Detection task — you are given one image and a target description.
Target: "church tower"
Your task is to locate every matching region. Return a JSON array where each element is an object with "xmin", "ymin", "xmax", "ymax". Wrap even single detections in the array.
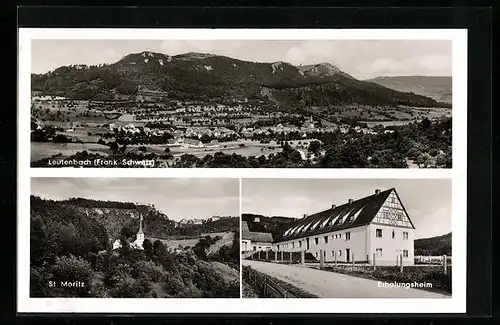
[{"xmin": 135, "ymin": 213, "xmax": 145, "ymax": 249}]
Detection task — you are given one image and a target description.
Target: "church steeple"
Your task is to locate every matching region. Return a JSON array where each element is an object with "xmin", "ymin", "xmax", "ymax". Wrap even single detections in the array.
[{"xmin": 137, "ymin": 213, "xmax": 144, "ymax": 235}]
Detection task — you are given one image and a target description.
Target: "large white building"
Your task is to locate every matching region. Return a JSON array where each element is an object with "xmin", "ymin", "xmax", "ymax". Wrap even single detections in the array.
[
  {"xmin": 241, "ymin": 221, "xmax": 273, "ymax": 252},
  {"xmin": 272, "ymin": 188, "xmax": 416, "ymax": 266}
]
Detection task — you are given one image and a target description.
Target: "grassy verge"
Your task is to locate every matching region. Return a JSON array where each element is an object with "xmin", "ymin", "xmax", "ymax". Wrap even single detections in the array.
[
  {"xmin": 243, "ymin": 266, "xmax": 317, "ymax": 298},
  {"xmin": 242, "ymin": 280, "xmax": 259, "ymax": 298},
  {"xmin": 321, "ymin": 265, "xmax": 452, "ymax": 295},
  {"xmin": 265, "ymin": 274, "xmax": 318, "ymax": 298}
]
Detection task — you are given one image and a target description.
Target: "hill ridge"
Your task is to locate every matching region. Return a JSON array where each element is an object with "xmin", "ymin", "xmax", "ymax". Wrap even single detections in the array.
[{"xmin": 31, "ymin": 50, "xmax": 450, "ymax": 109}]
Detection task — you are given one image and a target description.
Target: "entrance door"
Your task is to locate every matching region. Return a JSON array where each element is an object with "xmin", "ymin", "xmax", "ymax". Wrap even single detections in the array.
[
  {"xmin": 346, "ymin": 249, "xmax": 351, "ymax": 262},
  {"xmin": 306, "ymin": 238, "xmax": 310, "ymax": 250}
]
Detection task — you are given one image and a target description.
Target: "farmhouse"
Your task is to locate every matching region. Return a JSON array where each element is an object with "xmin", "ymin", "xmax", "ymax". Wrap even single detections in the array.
[
  {"xmin": 272, "ymin": 188, "xmax": 416, "ymax": 266},
  {"xmin": 178, "ymin": 218, "xmax": 204, "ymax": 225},
  {"xmin": 118, "ymin": 114, "xmax": 136, "ymax": 122},
  {"xmin": 113, "ymin": 214, "xmax": 145, "ymax": 250},
  {"xmin": 206, "ymin": 140, "xmax": 220, "ymax": 148},
  {"xmin": 241, "ymin": 221, "xmax": 273, "ymax": 252},
  {"xmin": 181, "ymin": 138, "xmax": 204, "ymax": 148}
]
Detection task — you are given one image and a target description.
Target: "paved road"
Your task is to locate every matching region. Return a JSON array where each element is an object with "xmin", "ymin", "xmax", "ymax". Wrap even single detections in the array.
[{"xmin": 243, "ymin": 260, "xmax": 450, "ymax": 298}]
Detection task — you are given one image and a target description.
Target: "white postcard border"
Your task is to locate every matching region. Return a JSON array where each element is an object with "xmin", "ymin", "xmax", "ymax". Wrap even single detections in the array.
[{"xmin": 18, "ymin": 28, "xmax": 467, "ymax": 314}]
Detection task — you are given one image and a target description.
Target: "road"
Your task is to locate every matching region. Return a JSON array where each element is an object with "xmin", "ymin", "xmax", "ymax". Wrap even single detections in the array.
[{"xmin": 242, "ymin": 260, "xmax": 450, "ymax": 298}]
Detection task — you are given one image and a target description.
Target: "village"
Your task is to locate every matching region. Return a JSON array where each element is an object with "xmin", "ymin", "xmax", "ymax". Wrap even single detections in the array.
[{"xmin": 31, "ymin": 91, "xmax": 451, "ymax": 168}]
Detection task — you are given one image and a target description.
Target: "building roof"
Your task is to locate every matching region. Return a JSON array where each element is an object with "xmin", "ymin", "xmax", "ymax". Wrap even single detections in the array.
[
  {"xmin": 183, "ymin": 138, "xmax": 203, "ymax": 145},
  {"xmin": 242, "ymin": 221, "xmax": 274, "ymax": 243},
  {"xmin": 274, "ymin": 188, "xmax": 413, "ymax": 243}
]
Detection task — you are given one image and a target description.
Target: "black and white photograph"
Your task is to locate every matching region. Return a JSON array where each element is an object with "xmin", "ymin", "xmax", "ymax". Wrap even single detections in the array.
[
  {"xmin": 241, "ymin": 178, "xmax": 452, "ymax": 298},
  {"xmin": 30, "ymin": 39, "xmax": 452, "ymax": 168},
  {"xmin": 30, "ymin": 178, "xmax": 240, "ymax": 298}
]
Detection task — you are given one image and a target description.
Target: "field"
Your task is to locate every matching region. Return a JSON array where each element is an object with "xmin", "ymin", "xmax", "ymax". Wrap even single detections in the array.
[
  {"xmin": 210, "ymin": 261, "xmax": 239, "ymax": 282},
  {"xmin": 31, "ymin": 142, "xmax": 111, "ymax": 162},
  {"xmin": 31, "ymin": 96, "xmax": 452, "ymax": 168},
  {"xmin": 168, "ymin": 140, "xmax": 283, "ymax": 158},
  {"xmin": 168, "ymin": 139, "xmax": 315, "ymax": 159},
  {"xmin": 150, "ymin": 231, "xmax": 234, "ymax": 250}
]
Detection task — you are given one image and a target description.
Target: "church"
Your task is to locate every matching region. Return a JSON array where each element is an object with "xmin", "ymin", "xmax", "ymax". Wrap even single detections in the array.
[
  {"xmin": 113, "ymin": 214, "xmax": 145, "ymax": 250},
  {"xmin": 272, "ymin": 188, "xmax": 416, "ymax": 266}
]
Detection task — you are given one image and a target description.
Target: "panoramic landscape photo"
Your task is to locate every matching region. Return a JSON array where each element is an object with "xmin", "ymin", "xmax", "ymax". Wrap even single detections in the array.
[
  {"xmin": 30, "ymin": 39, "xmax": 452, "ymax": 168},
  {"xmin": 241, "ymin": 178, "xmax": 452, "ymax": 298},
  {"xmin": 30, "ymin": 178, "xmax": 241, "ymax": 298}
]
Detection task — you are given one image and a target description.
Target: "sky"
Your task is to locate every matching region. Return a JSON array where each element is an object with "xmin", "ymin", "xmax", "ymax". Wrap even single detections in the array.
[
  {"xmin": 31, "ymin": 178, "xmax": 239, "ymax": 221},
  {"xmin": 31, "ymin": 39, "xmax": 452, "ymax": 79},
  {"xmin": 242, "ymin": 179, "xmax": 451, "ymax": 239}
]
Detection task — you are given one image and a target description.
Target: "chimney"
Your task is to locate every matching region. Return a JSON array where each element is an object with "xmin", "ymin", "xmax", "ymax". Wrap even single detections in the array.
[
  {"xmin": 303, "ymin": 213, "xmax": 308, "ymax": 218},
  {"xmin": 331, "ymin": 204, "xmax": 336, "ymax": 210},
  {"xmin": 375, "ymin": 189, "xmax": 381, "ymax": 195},
  {"xmin": 348, "ymin": 199, "xmax": 354, "ymax": 204}
]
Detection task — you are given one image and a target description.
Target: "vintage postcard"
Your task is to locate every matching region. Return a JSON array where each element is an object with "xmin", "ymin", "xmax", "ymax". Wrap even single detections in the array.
[
  {"xmin": 18, "ymin": 28, "xmax": 467, "ymax": 314},
  {"xmin": 26, "ymin": 37, "xmax": 453, "ymax": 168},
  {"xmin": 241, "ymin": 178, "xmax": 451, "ymax": 299}
]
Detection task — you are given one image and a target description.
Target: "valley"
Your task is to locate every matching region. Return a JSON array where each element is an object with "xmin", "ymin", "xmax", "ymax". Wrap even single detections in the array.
[{"xmin": 30, "ymin": 51, "xmax": 452, "ymax": 168}]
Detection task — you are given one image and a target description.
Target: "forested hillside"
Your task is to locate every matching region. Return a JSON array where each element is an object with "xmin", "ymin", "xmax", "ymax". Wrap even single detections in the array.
[
  {"xmin": 31, "ymin": 51, "xmax": 449, "ymax": 109},
  {"xmin": 414, "ymin": 232, "xmax": 452, "ymax": 256},
  {"xmin": 242, "ymin": 213, "xmax": 296, "ymax": 239},
  {"xmin": 30, "ymin": 196, "xmax": 240, "ymax": 298}
]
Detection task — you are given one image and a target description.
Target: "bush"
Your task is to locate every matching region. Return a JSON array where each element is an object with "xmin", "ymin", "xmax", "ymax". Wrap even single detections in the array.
[{"xmin": 50, "ymin": 255, "xmax": 93, "ymax": 297}]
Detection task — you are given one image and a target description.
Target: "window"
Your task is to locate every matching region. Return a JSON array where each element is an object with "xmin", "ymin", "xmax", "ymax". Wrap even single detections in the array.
[
  {"xmin": 277, "ymin": 245, "xmax": 280, "ymax": 251},
  {"xmin": 258, "ymin": 246, "xmax": 261, "ymax": 249},
  {"xmin": 291, "ymin": 242, "xmax": 294, "ymax": 248},
  {"xmin": 266, "ymin": 247, "xmax": 271, "ymax": 251},
  {"xmin": 315, "ymin": 252, "xmax": 318, "ymax": 258},
  {"xmin": 403, "ymin": 232, "xmax": 409, "ymax": 240},
  {"xmin": 331, "ymin": 251, "xmax": 335, "ymax": 257},
  {"xmin": 345, "ymin": 232, "xmax": 351, "ymax": 241},
  {"xmin": 376, "ymin": 229, "xmax": 383, "ymax": 238},
  {"xmin": 331, "ymin": 235, "xmax": 335, "ymax": 239},
  {"xmin": 376, "ymin": 248, "xmax": 383, "ymax": 256},
  {"xmin": 324, "ymin": 236, "xmax": 328, "ymax": 244},
  {"xmin": 299, "ymin": 241, "xmax": 302, "ymax": 248},
  {"xmin": 314, "ymin": 238, "xmax": 319, "ymax": 245},
  {"xmin": 392, "ymin": 230, "xmax": 395, "ymax": 239},
  {"xmin": 339, "ymin": 234, "xmax": 342, "ymax": 239},
  {"xmin": 403, "ymin": 249, "xmax": 409, "ymax": 258},
  {"xmin": 338, "ymin": 250, "xmax": 342, "ymax": 256},
  {"xmin": 253, "ymin": 246, "xmax": 256, "ymax": 251}
]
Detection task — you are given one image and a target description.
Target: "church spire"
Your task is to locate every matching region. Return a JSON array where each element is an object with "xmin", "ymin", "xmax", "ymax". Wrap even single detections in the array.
[{"xmin": 137, "ymin": 213, "xmax": 144, "ymax": 234}]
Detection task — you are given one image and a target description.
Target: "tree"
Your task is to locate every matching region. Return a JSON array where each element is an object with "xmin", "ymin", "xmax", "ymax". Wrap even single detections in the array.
[
  {"xmin": 143, "ymin": 239, "xmax": 153, "ymax": 258},
  {"xmin": 50, "ymin": 255, "xmax": 93, "ymax": 297},
  {"xmin": 307, "ymin": 140, "xmax": 322, "ymax": 156},
  {"xmin": 109, "ymin": 141, "xmax": 119, "ymax": 152},
  {"xmin": 120, "ymin": 225, "xmax": 136, "ymax": 239},
  {"xmin": 420, "ymin": 117, "xmax": 431, "ymax": 129},
  {"xmin": 153, "ymin": 240, "xmax": 166, "ymax": 257}
]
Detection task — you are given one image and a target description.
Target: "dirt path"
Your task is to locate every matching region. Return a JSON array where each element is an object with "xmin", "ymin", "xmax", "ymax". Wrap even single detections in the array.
[
  {"xmin": 207, "ymin": 232, "xmax": 234, "ymax": 255},
  {"xmin": 243, "ymin": 260, "xmax": 450, "ymax": 298}
]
